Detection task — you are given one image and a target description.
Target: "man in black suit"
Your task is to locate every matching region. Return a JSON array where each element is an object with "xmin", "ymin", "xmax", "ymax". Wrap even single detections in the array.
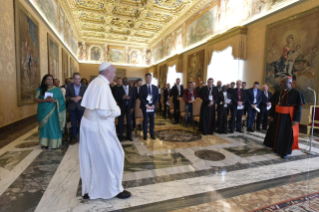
[
  {"xmin": 140, "ymin": 73, "xmax": 159, "ymax": 140},
  {"xmin": 242, "ymin": 81, "xmax": 248, "ymax": 115},
  {"xmin": 217, "ymin": 85, "xmax": 231, "ymax": 134},
  {"xmin": 195, "ymin": 82, "xmax": 205, "ymax": 97},
  {"xmin": 66, "ymin": 72, "xmax": 88, "ymax": 144},
  {"xmin": 256, "ymin": 84, "xmax": 272, "ymax": 131},
  {"xmin": 112, "ymin": 77, "xmax": 122, "ymax": 98},
  {"xmin": 115, "ymin": 77, "xmax": 136, "ymax": 141},
  {"xmin": 133, "ymin": 79, "xmax": 142, "ymax": 130},
  {"xmin": 229, "ymin": 80, "xmax": 246, "ymax": 133},
  {"xmin": 246, "ymin": 82, "xmax": 262, "ymax": 132},
  {"xmin": 215, "ymin": 80, "xmax": 222, "ymax": 92},
  {"xmin": 163, "ymin": 83, "xmax": 171, "ymax": 119},
  {"xmin": 171, "ymin": 78, "xmax": 184, "ymax": 124}
]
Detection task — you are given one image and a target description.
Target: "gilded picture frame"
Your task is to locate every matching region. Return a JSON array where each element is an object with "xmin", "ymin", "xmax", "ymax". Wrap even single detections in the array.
[
  {"xmin": 14, "ymin": 0, "xmax": 40, "ymax": 106},
  {"xmin": 47, "ymin": 33, "xmax": 59, "ymax": 78},
  {"xmin": 62, "ymin": 48, "xmax": 68, "ymax": 82}
]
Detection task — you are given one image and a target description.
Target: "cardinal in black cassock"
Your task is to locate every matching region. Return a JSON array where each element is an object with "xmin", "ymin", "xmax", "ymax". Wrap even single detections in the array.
[
  {"xmin": 263, "ymin": 77, "xmax": 305, "ymax": 158},
  {"xmin": 199, "ymin": 78, "xmax": 219, "ymax": 135}
]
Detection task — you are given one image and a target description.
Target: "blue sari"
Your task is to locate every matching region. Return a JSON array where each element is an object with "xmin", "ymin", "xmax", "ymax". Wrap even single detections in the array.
[{"xmin": 34, "ymin": 86, "xmax": 66, "ymax": 148}]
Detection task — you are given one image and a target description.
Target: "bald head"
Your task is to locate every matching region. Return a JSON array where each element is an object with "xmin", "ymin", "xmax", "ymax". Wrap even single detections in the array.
[{"xmin": 262, "ymin": 84, "xmax": 268, "ymax": 92}]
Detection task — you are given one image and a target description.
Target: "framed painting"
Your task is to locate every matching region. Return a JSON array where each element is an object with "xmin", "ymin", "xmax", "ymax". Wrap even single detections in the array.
[
  {"xmin": 264, "ymin": 7, "xmax": 319, "ymax": 105},
  {"xmin": 109, "ymin": 46, "xmax": 126, "ymax": 63},
  {"xmin": 47, "ymin": 33, "xmax": 59, "ymax": 78},
  {"xmin": 186, "ymin": 2, "xmax": 218, "ymax": 47},
  {"xmin": 62, "ymin": 48, "xmax": 68, "ymax": 82},
  {"xmin": 187, "ymin": 50, "xmax": 204, "ymax": 87},
  {"xmin": 14, "ymin": 1, "xmax": 40, "ymax": 106},
  {"xmin": 159, "ymin": 64, "xmax": 167, "ymax": 87},
  {"xmin": 153, "ymin": 42, "xmax": 163, "ymax": 63},
  {"xmin": 70, "ymin": 57, "xmax": 75, "ymax": 77},
  {"xmin": 90, "ymin": 47, "xmax": 101, "ymax": 61},
  {"xmin": 116, "ymin": 68, "xmax": 126, "ymax": 79}
]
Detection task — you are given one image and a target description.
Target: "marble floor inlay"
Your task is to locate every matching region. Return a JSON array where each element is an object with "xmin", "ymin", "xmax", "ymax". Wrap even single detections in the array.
[
  {"xmin": 0, "ymin": 150, "xmax": 33, "ymax": 171},
  {"xmin": 155, "ymin": 129, "xmax": 202, "ymax": 142},
  {"xmin": 194, "ymin": 150, "xmax": 226, "ymax": 161}
]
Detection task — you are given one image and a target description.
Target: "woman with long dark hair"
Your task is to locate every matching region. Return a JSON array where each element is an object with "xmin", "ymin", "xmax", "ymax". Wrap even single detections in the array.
[{"xmin": 34, "ymin": 74, "xmax": 66, "ymax": 149}]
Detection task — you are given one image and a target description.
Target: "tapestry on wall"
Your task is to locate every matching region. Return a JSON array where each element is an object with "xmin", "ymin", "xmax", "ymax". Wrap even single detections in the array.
[
  {"xmin": 187, "ymin": 50, "xmax": 205, "ymax": 87},
  {"xmin": 264, "ymin": 8, "xmax": 319, "ymax": 104},
  {"xmin": 15, "ymin": 1, "xmax": 40, "ymax": 106},
  {"xmin": 47, "ymin": 33, "xmax": 59, "ymax": 78},
  {"xmin": 116, "ymin": 68, "xmax": 126, "ymax": 80},
  {"xmin": 159, "ymin": 65, "xmax": 167, "ymax": 87},
  {"xmin": 70, "ymin": 57, "xmax": 75, "ymax": 77},
  {"xmin": 62, "ymin": 48, "xmax": 68, "ymax": 82}
]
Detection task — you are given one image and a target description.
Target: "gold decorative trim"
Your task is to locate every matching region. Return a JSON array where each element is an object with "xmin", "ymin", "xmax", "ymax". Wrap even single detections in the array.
[
  {"xmin": 206, "ymin": 26, "xmax": 248, "ymax": 46},
  {"xmin": 110, "ymin": 27, "xmax": 131, "ymax": 35},
  {"xmin": 166, "ymin": 54, "xmax": 182, "ymax": 63},
  {"xmin": 76, "ymin": 0, "xmax": 106, "ymax": 12}
]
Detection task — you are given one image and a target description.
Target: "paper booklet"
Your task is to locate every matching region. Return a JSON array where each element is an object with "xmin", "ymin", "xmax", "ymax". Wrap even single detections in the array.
[
  {"xmin": 44, "ymin": 92, "xmax": 53, "ymax": 99},
  {"xmin": 267, "ymin": 103, "xmax": 272, "ymax": 110},
  {"xmin": 237, "ymin": 105, "xmax": 244, "ymax": 110}
]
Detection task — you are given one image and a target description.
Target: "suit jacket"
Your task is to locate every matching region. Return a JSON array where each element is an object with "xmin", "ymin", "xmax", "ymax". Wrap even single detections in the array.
[
  {"xmin": 230, "ymin": 88, "xmax": 247, "ymax": 109},
  {"xmin": 215, "ymin": 86, "xmax": 222, "ymax": 93},
  {"xmin": 218, "ymin": 91, "xmax": 232, "ymax": 110},
  {"xmin": 65, "ymin": 83, "xmax": 88, "ymax": 110},
  {"xmin": 200, "ymin": 86, "xmax": 219, "ymax": 105},
  {"xmin": 183, "ymin": 89, "xmax": 198, "ymax": 104},
  {"xmin": 171, "ymin": 85, "xmax": 184, "ymax": 103},
  {"xmin": 163, "ymin": 88, "xmax": 171, "ymax": 104},
  {"xmin": 115, "ymin": 85, "xmax": 136, "ymax": 111},
  {"xmin": 260, "ymin": 91, "xmax": 273, "ymax": 110},
  {"xmin": 246, "ymin": 88, "xmax": 262, "ymax": 107},
  {"xmin": 135, "ymin": 86, "xmax": 141, "ymax": 99},
  {"xmin": 139, "ymin": 84, "xmax": 159, "ymax": 111}
]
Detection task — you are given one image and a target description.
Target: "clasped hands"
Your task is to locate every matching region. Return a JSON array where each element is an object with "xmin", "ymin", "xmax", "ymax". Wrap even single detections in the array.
[
  {"xmin": 251, "ymin": 104, "xmax": 257, "ymax": 109},
  {"xmin": 123, "ymin": 95, "xmax": 131, "ymax": 100},
  {"xmin": 208, "ymin": 101, "xmax": 214, "ymax": 107},
  {"xmin": 71, "ymin": 96, "xmax": 82, "ymax": 103},
  {"xmin": 237, "ymin": 101, "xmax": 243, "ymax": 106},
  {"xmin": 45, "ymin": 96, "xmax": 57, "ymax": 103},
  {"xmin": 146, "ymin": 105, "xmax": 155, "ymax": 110}
]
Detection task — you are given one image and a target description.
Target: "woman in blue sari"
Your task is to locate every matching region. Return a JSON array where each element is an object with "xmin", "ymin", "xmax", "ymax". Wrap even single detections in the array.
[{"xmin": 34, "ymin": 74, "xmax": 66, "ymax": 149}]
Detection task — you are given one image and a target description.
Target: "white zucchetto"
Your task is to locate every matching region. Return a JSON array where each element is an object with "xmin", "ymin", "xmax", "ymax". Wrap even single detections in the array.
[{"xmin": 99, "ymin": 62, "xmax": 112, "ymax": 72}]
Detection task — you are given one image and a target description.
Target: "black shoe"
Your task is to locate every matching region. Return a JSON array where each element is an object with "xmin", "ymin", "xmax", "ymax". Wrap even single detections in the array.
[
  {"xmin": 126, "ymin": 137, "xmax": 133, "ymax": 141},
  {"xmin": 151, "ymin": 135, "xmax": 156, "ymax": 139},
  {"xmin": 236, "ymin": 130, "xmax": 244, "ymax": 133},
  {"xmin": 83, "ymin": 193, "xmax": 90, "ymax": 199},
  {"xmin": 118, "ymin": 137, "xmax": 124, "ymax": 142},
  {"xmin": 281, "ymin": 155, "xmax": 289, "ymax": 159},
  {"xmin": 256, "ymin": 128, "xmax": 261, "ymax": 131},
  {"xmin": 222, "ymin": 131, "xmax": 228, "ymax": 134},
  {"xmin": 218, "ymin": 131, "xmax": 222, "ymax": 134},
  {"xmin": 248, "ymin": 128, "xmax": 255, "ymax": 132},
  {"xmin": 211, "ymin": 133, "xmax": 214, "ymax": 135},
  {"xmin": 143, "ymin": 136, "xmax": 147, "ymax": 140},
  {"xmin": 229, "ymin": 130, "xmax": 234, "ymax": 133},
  {"xmin": 116, "ymin": 190, "xmax": 131, "ymax": 199}
]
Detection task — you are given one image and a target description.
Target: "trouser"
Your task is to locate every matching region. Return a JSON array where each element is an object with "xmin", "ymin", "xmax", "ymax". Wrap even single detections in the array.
[
  {"xmin": 69, "ymin": 107, "xmax": 84, "ymax": 140},
  {"xmin": 230, "ymin": 108, "xmax": 243, "ymax": 131},
  {"xmin": 174, "ymin": 101, "xmax": 180, "ymax": 123},
  {"xmin": 247, "ymin": 107, "xmax": 257, "ymax": 129},
  {"xmin": 184, "ymin": 104, "xmax": 193, "ymax": 127},
  {"xmin": 163, "ymin": 104, "xmax": 168, "ymax": 118},
  {"xmin": 218, "ymin": 107, "xmax": 228, "ymax": 132},
  {"xmin": 118, "ymin": 106, "xmax": 133, "ymax": 139},
  {"xmin": 143, "ymin": 111, "xmax": 155, "ymax": 136},
  {"xmin": 132, "ymin": 109, "xmax": 136, "ymax": 129},
  {"xmin": 256, "ymin": 108, "xmax": 269, "ymax": 130}
]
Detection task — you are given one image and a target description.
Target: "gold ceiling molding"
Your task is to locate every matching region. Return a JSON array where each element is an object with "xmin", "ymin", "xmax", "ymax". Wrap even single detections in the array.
[
  {"xmin": 76, "ymin": 0, "xmax": 106, "ymax": 12},
  {"xmin": 108, "ymin": 35, "xmax": 129, "ymax": 41},
  {"xmin": 139, "ymin": 22, "xmax": 162, "ymax": 31},
  {"xmin": 82, "ymin": 23, "xmax": 105, "ymax": 32},
  {"xmin": 115, "ymin": 0, "xmax": 149, "ymax": 7},
  {"xmin": 206, "ymin": 26, "xmax": 248, "ymax": 46},
  {"xmin": 59, "ymin": 0, "xmax": 81, "ymax": 40},
  {"xmin": 82, "ymin": 31, "xmax": 106, "ymax": 38},
  {"xmin": 113, "ymin": 6, "xmax": 142, "ymax": 19},
  {"xmin": 144, "ymin": 12, "xmax": 172, "ymax": 23},
  {"xmin": 79, "ymin": 11, "xmax": 106, "ymax": 24},
  {"xmin": 153, "ymin": 0, "xmax": 185, "ymax": 12},
  {"xmin": 166, "ymin": 53, "xmax": 183, "ymax": 63},
  {"xmin": 110, "ymin": 18, "xmax": 135, "ymax": 28},
  {"xmin": 130, "ymin": 37, "xmax": 149, "ymax": 43},
  {"xmin": 110, "ymin": 27, "xmax": 131, "ymax": 35},
  {"xmin": 134, "ymin": 31, "xmax": 155, "ymax": 38}
]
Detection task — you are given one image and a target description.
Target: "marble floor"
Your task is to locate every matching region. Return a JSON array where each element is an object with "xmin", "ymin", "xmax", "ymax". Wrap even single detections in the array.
[{"xmin": 1, "ymin": 117, "xmax": 319, "ymax": 212}]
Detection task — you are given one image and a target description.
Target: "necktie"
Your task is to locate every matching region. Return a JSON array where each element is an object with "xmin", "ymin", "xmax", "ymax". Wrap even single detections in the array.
[
  {"xmin": 168, "ymin": 89, "xmax": 170, "ymax": 95},
  {"xmin": 125, "ymin": 86, "xmax": 128, "ymax": 105},
  {"xmin": 137, "ymin": 87, "xmax": 139, "ymax": 94},
  {"xmin": 148, "ymin": 85, "xmax": 151, "ymax": 94},
  {"xmin": 265, "ymin": 92, "xmax": 268, "ymax": 98}
]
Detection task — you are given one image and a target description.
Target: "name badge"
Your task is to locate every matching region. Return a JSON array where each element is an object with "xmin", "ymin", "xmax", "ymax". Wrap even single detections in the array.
[
  {"xmin": 209, "ymin": 95, "xmax": 213, "ymax": 101},
  {"xmin": 147, "ymin": 94, "xmax": 153, "ymax": 104}
]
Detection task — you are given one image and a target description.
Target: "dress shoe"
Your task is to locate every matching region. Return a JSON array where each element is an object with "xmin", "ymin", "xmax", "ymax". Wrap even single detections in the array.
[
  {"xmin": 281, "ymin": 155, "xmax": 289, "ymax": 159},
  {"xmin": 236, "ymin": 130, "xmax": 244, "ymax": 133},
  {"xmin": 151, "ymin": 135, "xmax": 156, "ymax": 139},
  {"xmin": 71, "ymin": 138, "xmax": 77, "ymax": 145},
  {"xmin": 229, "ymin": 130, "xmax": 234, "ymax": 133},
  {"xmin": 218, "ymin": 131, "xmax": 222, "ymax": 134},
  {"xmin": 222, "ymin": 131, "xmax": 228, "ymax": 134},
  {"xmin": 126, "ymin": 137, "xmax": 133, "ymax": 141},
  {"xmin": 116, "ymin": 190, "xmax": 131, "ymax": 199},
  {"xmin": 143, "ymin": 136, "xmax": 147, "ymax": 140},
  {"xmin": 83, "ymin": 193, "xmax": 90, "ymax": 200},
  {"xmin": 248, "ymin": 128, "xmax": 255, "ymax": 132}
]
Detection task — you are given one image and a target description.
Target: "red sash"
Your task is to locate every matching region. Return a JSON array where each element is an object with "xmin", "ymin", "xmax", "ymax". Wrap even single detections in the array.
[{"xmin": 275, "ymin": 105, "xmax": 299, "ymax": 150}]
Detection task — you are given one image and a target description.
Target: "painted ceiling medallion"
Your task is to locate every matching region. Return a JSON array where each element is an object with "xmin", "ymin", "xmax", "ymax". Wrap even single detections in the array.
[
  {"xmin": 108, "ymin": 35, "xmax": 128, "ymax": 41},
  {"xmin": 82, "ymin": 31, "xmax": 105, "ymax": 38},
  {"xmin": 111, "ymin": 18, "xmax": 135, "ymax": 28},
  {"xmin": 113, "ymin": 6, "xmax": 141, "ymax": 18},
  {"xmin": 139, "ymin": 22, "xmax": 162, "ymax": 31},
  {"xmin": 82, "ymin": 23, "xmax": 105, "ymax": 32},
  {"xmin": 76, "ymin": 0, "xmax": 106, "ymax": 12},
  {"xmin": 80, "ymin": 12, "xmax": 105, "ymax": 24},
  {"xmin": 154, "ymin": 0, "xmax": 184, "ymax": 12},
  {"xmin": 115, "ymin": 0, "xmax": 149, "ymax": 7},
  {"xmin": 145, "ymin": 12, "xmax": 172, "ymax": 23},
  {"xmin": 134, "ymin": 31, "xmax": 155, "ymax": 38},
  {"xmin": 110, "ymin": 27, "xmax": 131, "ymax": 35}
]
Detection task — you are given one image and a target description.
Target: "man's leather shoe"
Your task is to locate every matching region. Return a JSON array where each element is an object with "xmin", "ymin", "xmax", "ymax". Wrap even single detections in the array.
[
  {"xmin": 126, "ymin": 137, "xmax": 133, "ymax": 141},
  {"xmin": 281, "ymin": 155, "xmax": 289, "ymax": 159},
  {"xmin": 151, "ymin": 135, "xmax": 156, "ymax": 139},
  {"xmin": 222, "ymin": 131, "xmax": 228, "ymax": 134},
  {"xmin": 116, "ymin": 190, "xmax": 131, "ymax": 199},
  {"xmin": 143, "ymin": 136, "xmax": 147, "ymax": 140},
  {"xmin": 71, "ymin": 138, "xmax": 77, "ymax": 145},
  {"xmin": 229, "ymin": 130, "xmax": 234, "ymax": 133},
  {"xmin": 83, "ymin": 193, "xmax": 90, "ymax": 199},
  {"xmin": 236, "ymin": 130, "xmax": 244, "ymax": 133}
]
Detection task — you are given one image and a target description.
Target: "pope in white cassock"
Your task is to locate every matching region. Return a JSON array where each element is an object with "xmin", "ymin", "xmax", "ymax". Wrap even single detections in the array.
[{"xmin": 79, "ymin": 62, "xmax": 131, "ymax": 200}]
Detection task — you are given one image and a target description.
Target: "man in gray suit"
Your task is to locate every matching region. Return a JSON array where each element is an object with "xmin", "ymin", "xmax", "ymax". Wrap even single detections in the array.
[{"xmin": 66, "ymin": 72, "xmax": 88, "ymax": 145}]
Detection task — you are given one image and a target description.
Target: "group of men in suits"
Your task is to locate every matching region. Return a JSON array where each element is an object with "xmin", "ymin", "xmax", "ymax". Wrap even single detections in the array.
[
  {"xmin": 112, "ymin": 74, "xmax": 159, "ymax": 141},
  {"xmin": 162, "ymin": 78, "xmax": 273, "ymax": 134}
]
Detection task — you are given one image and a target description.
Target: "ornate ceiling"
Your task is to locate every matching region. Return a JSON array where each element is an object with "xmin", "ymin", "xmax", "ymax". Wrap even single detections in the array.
[{"xmin": 63, "ymin": 0, "xmax": 204, "ymax": 47}]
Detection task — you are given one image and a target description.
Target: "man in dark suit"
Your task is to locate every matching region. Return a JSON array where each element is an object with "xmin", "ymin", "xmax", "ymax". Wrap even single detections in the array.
[
  {"xmin": 140, "ymin": 73, "xmax": 159, "ymax": 140},
  {"xmin": 112, "ymin": 77, "xmax": 122, "ymax": 98},
  {"xmin": 246, "ymin": 82, "xmax": 262, "ymax": 132},
  {"xmin": 195, "ymin": 82, "xmax": 205, "ymax": 98},
  {"xmin": 115, "ymin": 77, "xmax": 136, "ymax": 141},
  {"xmin": 66, "ymin": 72, "xmax": 88, "ymax": 144},
  {"xmin": 163, "ymin": 83, "xmax": 171, "ymax": 119},
  {"xmin": 133, "ymin": 79, "xmax": 142, "ymax": 130},
  {"xmin": 256, "ymin": 84, "xmax": 273, "ymax": 131},
  {"xmin": 171, "ymin": 78, "xmax": 184, "ymax": 124},
  {"xmin": 242, "ymin": 81, "xmax": 248, "ymax": 115},
  {"xmin": 215, "ymin": 80, "xmax": 222, "ymax": 92},
  {"xmin": 229, "ymin": 80, "xmax": 246, "ymax": 133},
  {"xmin": 217, "ymin": 85, "xmax": 231, "ymax": 134}
]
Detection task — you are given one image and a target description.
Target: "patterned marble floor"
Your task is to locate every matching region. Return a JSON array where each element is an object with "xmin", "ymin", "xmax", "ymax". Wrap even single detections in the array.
[{"xmin": 0, "ymin": 117, "xmax": 319, "ymax": 212}]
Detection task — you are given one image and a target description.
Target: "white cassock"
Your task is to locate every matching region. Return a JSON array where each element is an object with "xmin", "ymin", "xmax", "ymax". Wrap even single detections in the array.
[{"xmin": 79, "ymin": 75, "xmax": 124, "ymax": 199}]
